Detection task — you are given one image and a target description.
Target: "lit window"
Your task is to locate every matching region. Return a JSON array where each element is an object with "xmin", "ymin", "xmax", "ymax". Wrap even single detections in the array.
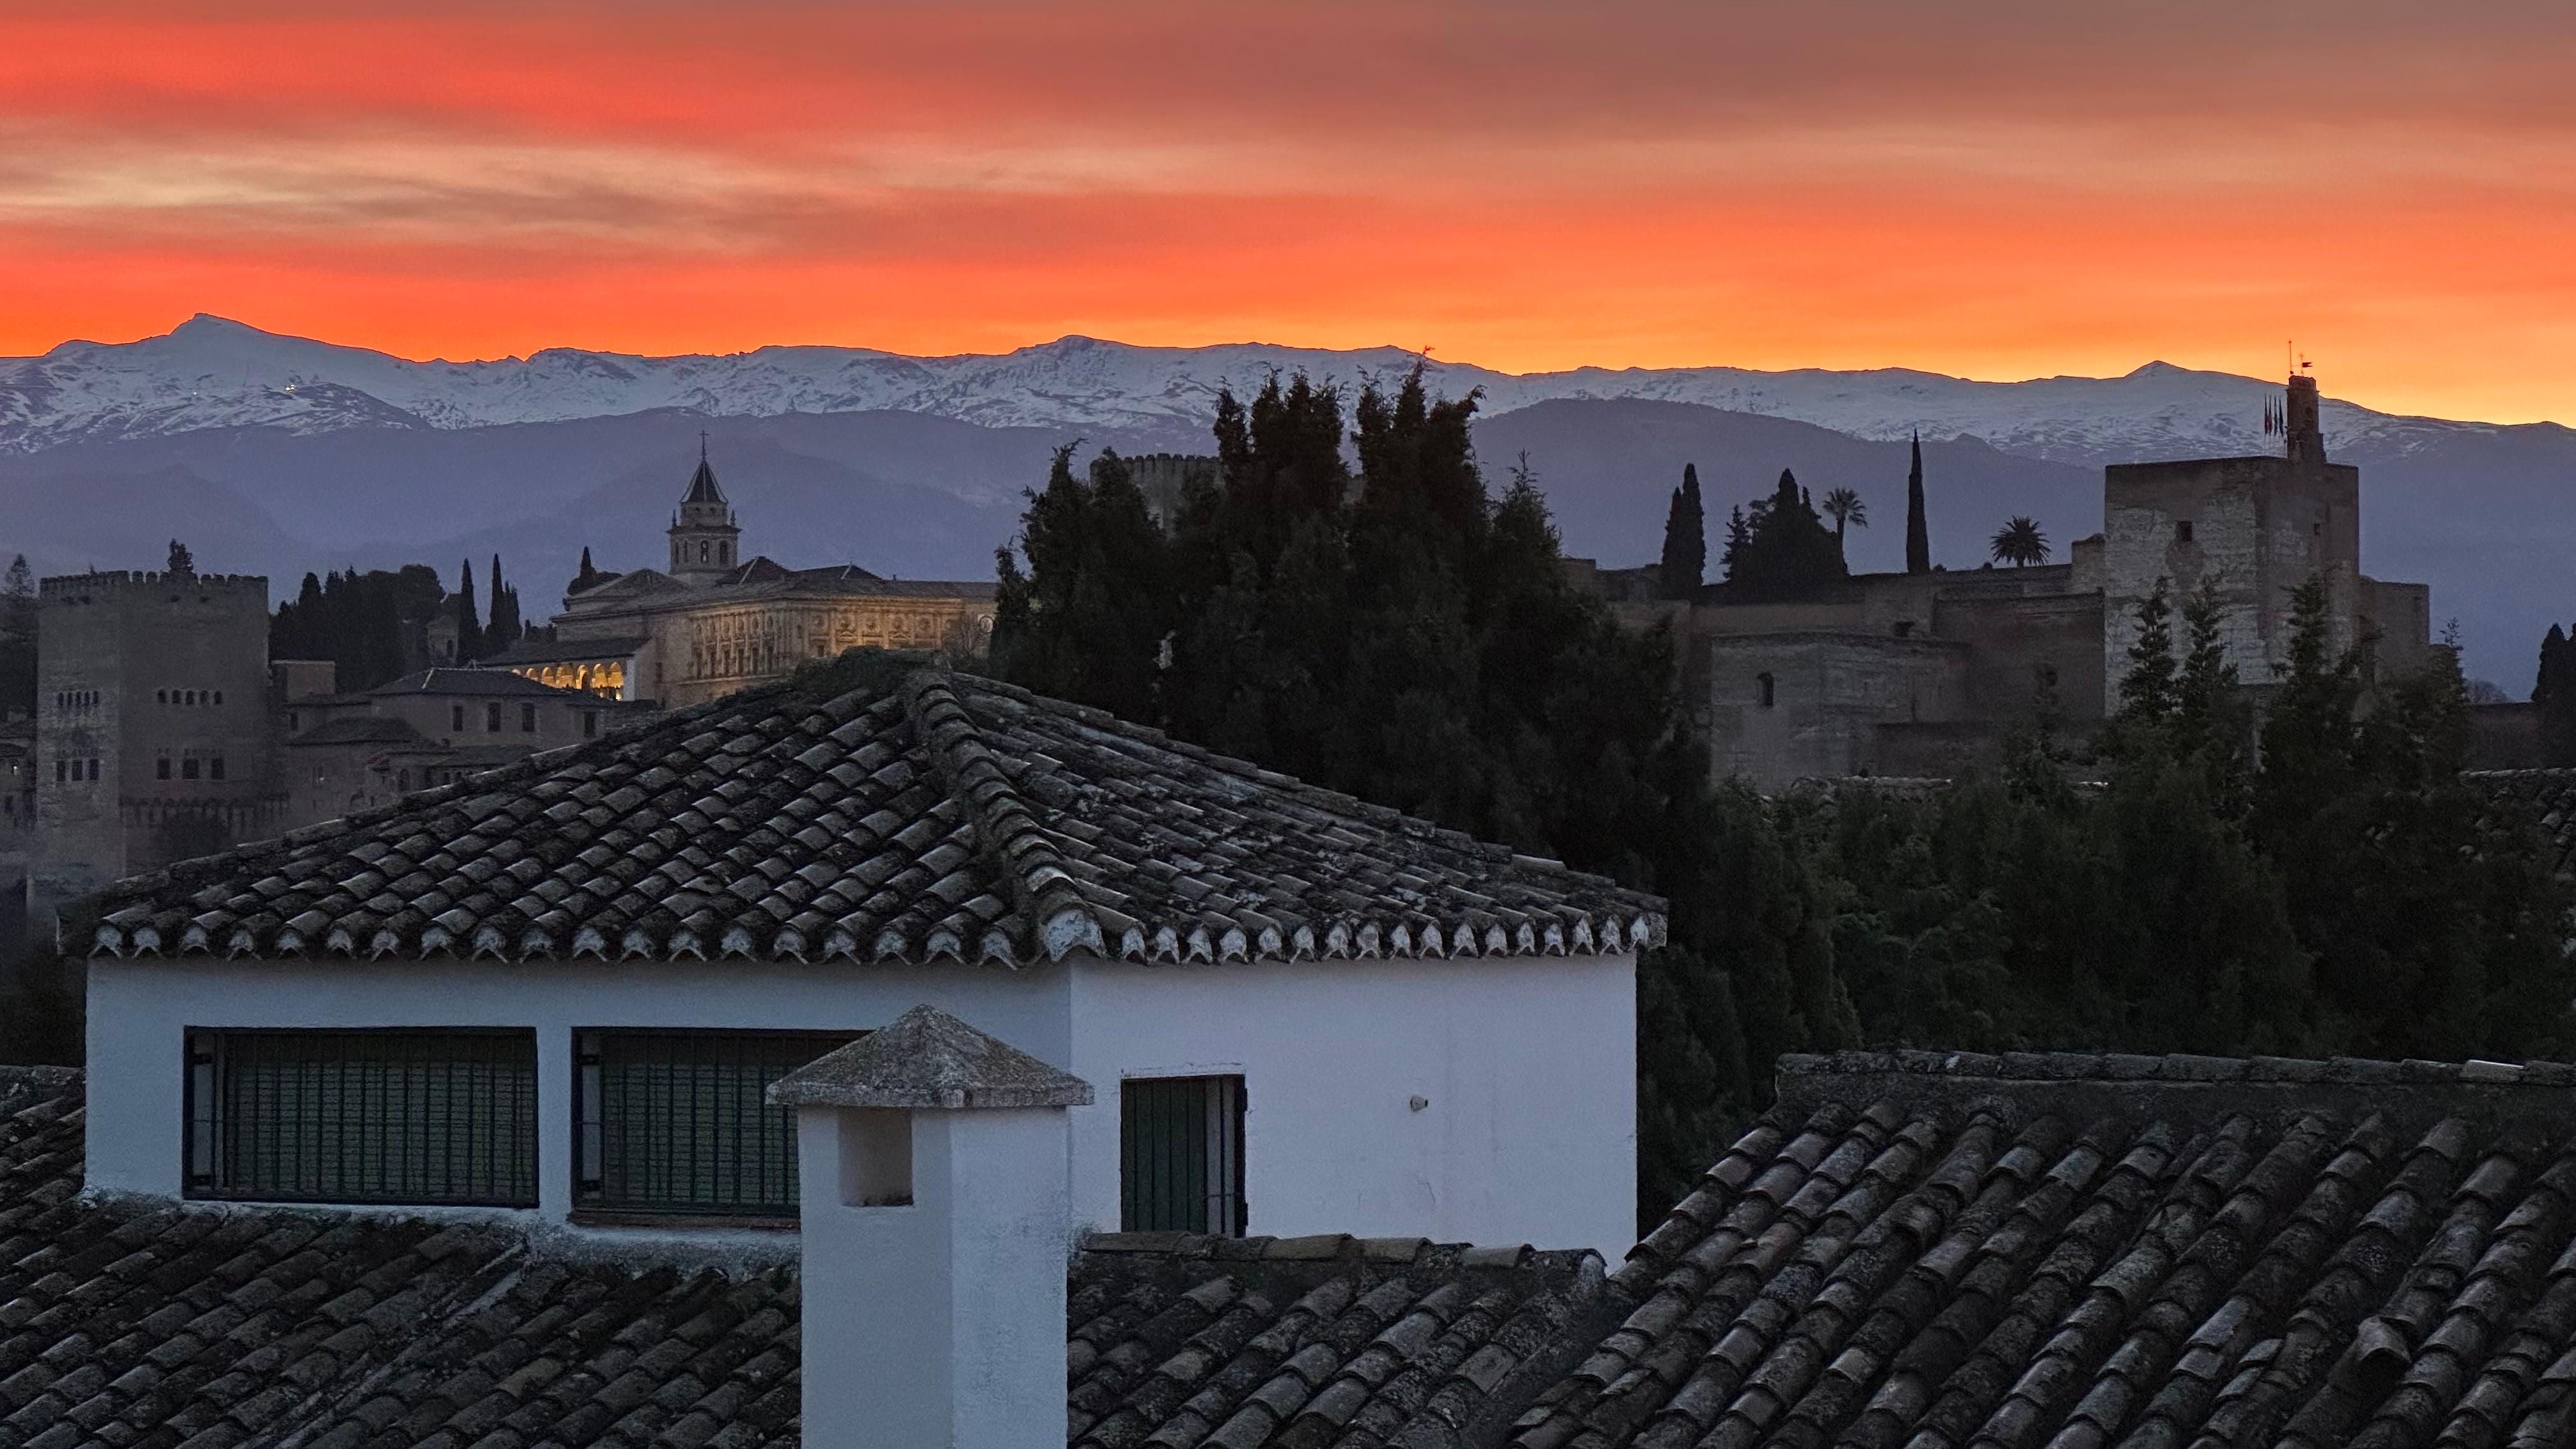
[
  {"xmin": 573, "ymin": 1030, "xmax": 858, "ymax": 1218},
  {"xmin": 184, "ymin": 1029, "xmax": 538, "ymax": 1206}
]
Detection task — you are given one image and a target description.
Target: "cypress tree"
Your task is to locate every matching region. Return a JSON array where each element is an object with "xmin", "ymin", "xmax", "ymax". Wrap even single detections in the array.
[
  {"xmin": 487, "ymin": 555, "xmax": 521, "ymax": 650},
  {"xmin": 1905, "ymin": 431, "xmax": 1931, "ymax": 573},
  {"xmin": 0, "ymin": 556, "xmax": 34, "ymax": 716},
  {"xmin": 1657, "ymin": 464, "xmax": 1706, "ymax": 600},
  {"xmin": 454, "ymin": 558, "xmax": 484, "ymax": 663}
]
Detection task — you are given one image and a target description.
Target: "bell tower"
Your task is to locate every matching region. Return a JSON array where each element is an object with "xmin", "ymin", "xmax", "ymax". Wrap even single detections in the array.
[{"xmin": 668, "ymin": 436, "xmax": 740, "ymax": 583}]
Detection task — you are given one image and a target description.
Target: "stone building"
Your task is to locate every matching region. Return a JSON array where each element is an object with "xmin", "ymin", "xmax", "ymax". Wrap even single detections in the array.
[
  {"xmin": 482, "ymin": 451, "xmax": 998, "ymax": 707},
  {"xmin": 28, "ymin": 564, "xmax": 281, "ymax": 914},
  {"xmin": 276, "ymin": 666, "xmax": 645, "ymax": 831},
  {"xmin": 1605, "ymin": 372, "xmax": 2439, "ymax": 791}
]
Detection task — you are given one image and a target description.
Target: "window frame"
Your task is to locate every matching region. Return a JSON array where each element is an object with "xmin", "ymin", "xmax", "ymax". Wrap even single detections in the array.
[
  {"xmin": 181, "ymin": 1026, "xmax": 540, "ymax": 1208},
  {"xmin": 569, "ymin": 1027, "xmax": 861, "ymax": 1223},
  {"xmin": 1119, "ymin": 1073, "xmax": 1247, "ymax": 1236}
]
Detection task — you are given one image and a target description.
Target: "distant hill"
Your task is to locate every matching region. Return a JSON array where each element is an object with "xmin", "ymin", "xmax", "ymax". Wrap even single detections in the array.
[{"xmin": 0, "ymin": 317, "xmax": 2567, "ymax": 686}]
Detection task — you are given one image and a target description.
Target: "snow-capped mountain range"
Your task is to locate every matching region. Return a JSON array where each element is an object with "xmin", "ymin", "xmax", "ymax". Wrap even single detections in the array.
[{"xmin": 0, "ymin": 314, "xmax": 2527, "ymax": 467}]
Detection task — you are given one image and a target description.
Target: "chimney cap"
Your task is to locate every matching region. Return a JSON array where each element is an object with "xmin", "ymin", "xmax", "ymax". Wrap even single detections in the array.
[{"xmin": 768, "ymin": 1004, "xmax": 1094, "ymax": 1110}]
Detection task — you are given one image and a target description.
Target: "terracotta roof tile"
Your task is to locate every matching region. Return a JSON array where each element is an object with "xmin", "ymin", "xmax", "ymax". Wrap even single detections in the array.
[{"xmin": 90, "ymin": 666, "xmax": 1660, "ymax": 967}]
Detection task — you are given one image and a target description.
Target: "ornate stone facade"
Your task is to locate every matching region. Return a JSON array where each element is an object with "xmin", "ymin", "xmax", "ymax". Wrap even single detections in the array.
[{"xmin": 487, "ymin": 454, "xmax": 997, "ymax": 707}]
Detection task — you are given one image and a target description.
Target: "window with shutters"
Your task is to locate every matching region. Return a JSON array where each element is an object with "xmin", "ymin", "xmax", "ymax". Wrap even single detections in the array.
[
  {"xmin": 573, "ymin": 1029, "xmax": 858, "ymax": 1220},
  {"xmin": 1120, "ymin": 1075, "xmax": 1246, "ymax": 1234},
  {"xmin": 183, "ymin": 1029, "xmax": 538, "ymax": 1206}
]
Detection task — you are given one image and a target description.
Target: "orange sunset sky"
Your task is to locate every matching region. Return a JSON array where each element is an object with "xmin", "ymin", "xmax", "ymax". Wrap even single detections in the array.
[{"xmin": 4, "ymin": 1, "xmax": 2572, "ymax": 424}]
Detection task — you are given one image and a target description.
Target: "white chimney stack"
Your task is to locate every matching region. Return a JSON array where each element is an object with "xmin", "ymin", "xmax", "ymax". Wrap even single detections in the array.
[{"xmin": 772, "ymin": 1004, "xmax": 1092, "ymax": 1449}]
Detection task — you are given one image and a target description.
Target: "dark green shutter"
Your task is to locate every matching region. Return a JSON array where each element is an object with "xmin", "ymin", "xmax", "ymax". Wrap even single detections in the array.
[
  {"xmin": 190, "ymin": 1029, "xmax": 537, "ymax": 1207},
  {"xmin": 576, "ymin": 1031, "xmax": 855, "ymax": 1216},
  {"xmin": 1121, "ymin": 1075, "xmax": 1245, "ymax": 1234}
]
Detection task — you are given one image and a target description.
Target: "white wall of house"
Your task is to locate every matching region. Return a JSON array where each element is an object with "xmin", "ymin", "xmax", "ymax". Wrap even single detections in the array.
[
  {"xmin": 85, "ymin": 948, "xmax": 1635, "ymax": 1255},
  {"xmin": 1066, "ymin": 953, "xmax": 1636, "ymax": 1259}
]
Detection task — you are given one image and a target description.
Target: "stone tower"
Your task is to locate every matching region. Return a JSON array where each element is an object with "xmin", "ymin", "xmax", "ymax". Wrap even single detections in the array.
[
  {"xmin": 2100, "ymin": 371, "xmax": 2359, "ymax": 707},
  {"xmin": 32, "ymin": 565, "xmax": 279, "ymax": 913},
  {"xmin": 668, "ymin": 445, "xmax": 740, "ymax": 583}
]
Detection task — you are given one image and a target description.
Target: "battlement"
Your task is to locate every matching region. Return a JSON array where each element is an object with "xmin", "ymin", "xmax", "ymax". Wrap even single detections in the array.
[{"xmin": 40, "ymin": 571, "xmax": 269, "ymax": 599}]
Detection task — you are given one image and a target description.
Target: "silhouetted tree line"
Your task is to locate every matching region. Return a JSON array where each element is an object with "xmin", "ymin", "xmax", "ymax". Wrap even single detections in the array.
[
  {"xmin": 992, "ymin": 370, "xmax": 2576, "ymax": 1225},
  {"xmin": 0, "ymin": 557, "xmax": 33, "ymax": 718},
  {"xmin": 271, "ymin": 555, "xmax": 549, "ymax": 692}
]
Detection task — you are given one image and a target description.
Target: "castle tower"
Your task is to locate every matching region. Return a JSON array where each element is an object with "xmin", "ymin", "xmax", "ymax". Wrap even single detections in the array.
[
  {"xmin": 668, "ymin": 443, "xmax": 740, "ymax": 583},
  {"xmin": 33, "ymin": 567, "xmax": 279, "ymax": 913},
  {"xmin": 2099, "ymin": 370, "xmax": 2359, "ymax": 707}
]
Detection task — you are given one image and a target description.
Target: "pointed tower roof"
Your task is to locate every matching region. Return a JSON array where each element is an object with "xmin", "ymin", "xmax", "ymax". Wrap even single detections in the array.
[{"xmin": 682, "ymin": 454, "xmax": 727, "ymax": 506}]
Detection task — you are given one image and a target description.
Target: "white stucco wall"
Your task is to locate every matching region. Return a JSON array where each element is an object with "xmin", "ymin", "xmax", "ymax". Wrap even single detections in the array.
[
  {"xmin": 85, "ymin": 948, "xmax": 1636, "ymax": 1255},
  {"xmin": 1065, "ymin": 954, "xmax": 1637, "ymax": 1259}
]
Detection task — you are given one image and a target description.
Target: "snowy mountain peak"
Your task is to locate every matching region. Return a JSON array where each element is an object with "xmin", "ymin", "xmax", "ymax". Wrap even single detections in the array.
[{"xmin": 0, "ymin": 318, "xmax": 2537, "ymax": 465}]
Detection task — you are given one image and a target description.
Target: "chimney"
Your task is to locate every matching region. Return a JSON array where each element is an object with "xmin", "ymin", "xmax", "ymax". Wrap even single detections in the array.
[
  {"xmin": 771, "ymin": 1005, "xmax": 1093, "ymax": 1449},
  {"xmin": 2285, "ymin": 372, "xmax": 2325, "ymax": 465}
]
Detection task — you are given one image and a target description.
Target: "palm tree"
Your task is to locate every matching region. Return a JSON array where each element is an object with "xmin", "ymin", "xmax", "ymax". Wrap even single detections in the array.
[
  {"xmin": 1989, "ymin": 516, "xmax": 2050, "ymax": 567},
  {"xmin": 1820, "ymin": 487, "xmax": 1867, "ymax": 558}
]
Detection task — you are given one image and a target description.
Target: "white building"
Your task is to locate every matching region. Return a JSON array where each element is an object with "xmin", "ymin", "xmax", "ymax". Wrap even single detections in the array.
[{"xmin": 82, "ymin": 659, "xmax": 1656, "ymax": 1260}]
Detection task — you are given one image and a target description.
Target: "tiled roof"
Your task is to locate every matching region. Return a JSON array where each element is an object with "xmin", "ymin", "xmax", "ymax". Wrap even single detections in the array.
[
  {"xmin": 284, "ymin": 716, "xmax": 431, "ymax": 747},
  {"xmin": 1510, "ymin": 1048, "xmax": 2576, "ymax": 1449},
  {"xmin": 479, "ymin": 634, "xmax": 649, "ymax": 666},
  {"xmin": 0, "ymin": 1066, "xmax": 1604, "ymax": 1449},
  {"xmin": 1069, "ymin": 1234, "xmax": 1607, "ymax": 1449},
  {"xmin": 367, "ymin": 668, "xmax": 585, "ymax": 698},
  {"xmin": 87, "ymin": 663, "xmax": 1664, "ymax": 964},
  {"xmin": 0, "ymin": 1067, "xmax": 801, "ymax": 1448},
  {"xmin": 2472, "ymin": 768, "xmax": 2576, "ymax": 878}
]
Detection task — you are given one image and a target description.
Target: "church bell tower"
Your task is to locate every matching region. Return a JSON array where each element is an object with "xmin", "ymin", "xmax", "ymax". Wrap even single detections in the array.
[{"xmin": 668, "ymin": 439, "xmax": 740, "ymax": 583}]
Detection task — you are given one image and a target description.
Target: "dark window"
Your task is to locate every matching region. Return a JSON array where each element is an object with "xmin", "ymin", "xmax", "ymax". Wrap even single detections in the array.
[
  {"xmin": 157, "ymin": 758, "xmax": 171, "ymax": 780},
  {"xmin": 87, "ymin": 759, "xmax": 99, "ymax": 781},
  {"xmin": 1120, "ymin": 1075, "xmax": 1246, "ymax": 1234},
  {"xmin": 52, "ymin": 760, "xmax": 64, "ymax": 782},
  {"xmin": 2175, "ymin": 520, "xmax": 2195, "ymax": 544},
  {"xmin": 396, "ymin": 769, "xmax": 410, "ymax": 790},
  {"xmin": 182, "ymin": 757, "xmax": 200, "ymax": 780},
  {"xmin": 520, "ymin": 703, "xmax": 537, "ymax": 733},
  {"xmin": 452, "ymin": 704, "xmax": 466, "ymax": 731},
  {"xmin": 210, "ymin": 756, "xmax": 225, "ymax": 781},
  {"xmin": 573, "ymin": 1029, "xmax": 858, "ymax": 1218},
  {"xmin": 213, "ymin": 691, "xmax": 223, "ymax": 705},
  {"xmin": 1757, "ymin": 672, "xmax": 1777, "ymax": 708},
  {"xmin": 183, "ymin": 1029, "xmax": 539, "ymax": 1206},
  {"xmin": 157, "ymin": 690, "xmax": 167, "ymax": 703},
  {"xmin": 485, "ymin": 702, "xmax": 502, "ymax": 732},
  {"xmin": 583, "ymin": 711, "xmax": 599, "ymax": 738}
]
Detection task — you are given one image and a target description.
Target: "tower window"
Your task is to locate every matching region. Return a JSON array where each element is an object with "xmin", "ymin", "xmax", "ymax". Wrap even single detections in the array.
[
  {"xmin": 157, "ymin": 758, "xmax": 171, "ymax": 780},
  {"xmin": 2175, "ymin": 520, "xmax": 2195, "ymax": 544},
  {"xmin": 210, "ymin": 756, "xmax": 225, "ymax": 781},
  {"xmin": 183, "ymin": 757, "xmax": 200, "ymax": 780},
  {"xmin": 1758, "ymin": 672, "xmax": 1777, "ymax": 708}
]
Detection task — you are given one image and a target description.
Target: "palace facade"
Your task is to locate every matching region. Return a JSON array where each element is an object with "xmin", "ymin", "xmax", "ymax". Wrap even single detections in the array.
[{"xmin": 484, "ymin": 452, "xmax": 998, "ymax": 707}]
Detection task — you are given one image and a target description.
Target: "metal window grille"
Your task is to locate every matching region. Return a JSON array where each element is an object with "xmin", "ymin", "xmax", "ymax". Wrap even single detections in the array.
[
  {"xmin": 573, "ymin": 1030, "xmax": 857, "ymax": 1217},
  {"xmin": 1120, "ymin": 1075, "xmax": 1246, "ymax": 1235},
  {"xmin": 183, "ymin": 1029, "xmax": 538, "ymax": 1207}
]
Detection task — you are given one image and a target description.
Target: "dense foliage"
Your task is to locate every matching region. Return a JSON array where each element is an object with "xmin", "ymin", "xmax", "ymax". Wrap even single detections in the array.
[
  {"xmin": 0, "ymin": 556, "xmax": 32, "ymax": 718},
  {"xmin": 271, "ymin": 565, "xmax": 448, "ymax": 693},
  {"xmin": 993, "ymin": 373, "xmax": 2573, "ymax": 1225},
  {"xmin": 1719, "ymin": 470, "xmax": 1846, "ymax": 597},
  {"xmin": 1657, "ymin": 464, "xmax": 1705, "ymax": 600},
  {"xmin": 2536, "ymin": 621, "xmax": 2576, "ymax": 762}
]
